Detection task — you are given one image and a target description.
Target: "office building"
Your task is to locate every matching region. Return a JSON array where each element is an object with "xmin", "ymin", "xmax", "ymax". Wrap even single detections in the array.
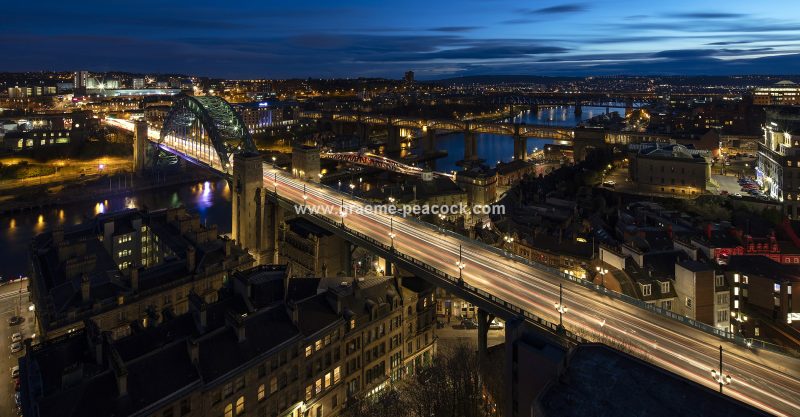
[
  {"xmin": 753, "ymin": 80, "xmax": 800, "ymax": 106},
  {"xmin": 628, "ymin": 143, "xmax": 711, "ymax": 196}
]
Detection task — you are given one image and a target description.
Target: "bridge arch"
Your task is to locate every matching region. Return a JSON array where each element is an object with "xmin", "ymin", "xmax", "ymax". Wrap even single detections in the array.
[{"xmin": 160, "ymin": 94, "xmax": 256, "ymax": 173}]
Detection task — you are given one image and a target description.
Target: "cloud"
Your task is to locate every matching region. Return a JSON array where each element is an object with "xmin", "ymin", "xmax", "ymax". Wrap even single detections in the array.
[
  {"xmin": 430, "ymin": 26, "xmax": 481, "ymax": 32},
  {"xmin": 669, "ymin": 12, "xmax": 746, "ymax": 19},
  {"xmin": 520, "ymin": 3, "xmax": 587, "ymax": 14}
]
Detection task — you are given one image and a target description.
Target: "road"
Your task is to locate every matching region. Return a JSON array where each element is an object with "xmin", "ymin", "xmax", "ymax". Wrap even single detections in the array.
[
  {"xmin": 106, "ymin": 118, "xmax": 800, "ymax": 415},
  {"xmin": 272, "ymin": 166, "xmax": 800, "ymax": 417},
  {"xmin": 0, "ymin": 281, "xmax": 35, "ymax": 416}
]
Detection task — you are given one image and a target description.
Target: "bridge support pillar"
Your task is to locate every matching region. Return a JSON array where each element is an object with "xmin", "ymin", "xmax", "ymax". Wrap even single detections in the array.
[
  {"xmin": 133, "ymin": 120, "xmax": 149, "ymax": 174},
  {"xmin": 513, "ymin": 135, "xmax": 526, "ymax": 161},
  {"xmin": 574, "ymin": 101, "xmax": 582, "ymax": 116},
  {"xmin": 423, "ymin": 128, "xmax": 436, "ymax": 154},
  {"xmin": 232, "ymin": 152, "xmax": 269, "ymax": 263},
  {"xmin": 264, "ymin": 199, "xmax": 283, "ymax": 265},
  {"xmin": 357, "ymin": 123, "xmax": 370, "ymax": 146},
  {"xmin": 477, "ymin": 308, "xmax": 494, "ymax": 362},
  {"xmin": 386, "ymin": 124, "xmax": 401, "ymax": 156},
  {"xmin": 345, "ymin": 242, "xmax": 354, "ymax": 276},
  {"xmin": 504, "ymin": 317, "xmax": 523, "ymax": 417},
  {"xmin": 464, "ymin": 131, "xmax": 478, "ymax": 160}
]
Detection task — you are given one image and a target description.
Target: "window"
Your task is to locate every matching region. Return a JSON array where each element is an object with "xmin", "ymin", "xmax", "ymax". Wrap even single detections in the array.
[
  {"xmin": 717, "ymin": 309, "xmax": 729, "ymax": 323},
  {"xmin": 235, "ymin": 396, "xmax": 245, "ymax": 415},
  {"xmin": 162, "ymin": 407, "xmax": 173, "ymax": 417},
  {"xmin": 717, "ymin": 293, "xmax": 729, "ymax": 305},
  {"xmin": 316, "ymin": 406, "xmax": 323, "ymax": 417},
  {"xmin": 641, "ymin": 284, "xmax": 652, "ymax": 297},
  {"xmin": 324, "ymin": 372, "xmax": 331, "ymax": 388},
  {"xmin": 350, "ymin": 319, "xmax": 356, "ymax": 329},
  {"xmin": 333, "ymin": 366, "xmax": 341, "ymax": 384},
  {"xmin": 315, "ymin": 339, "xmax": 323, "ymax": 351},
  {"xmin": 306, "ymin": 385, "xmax": 312, "ymax": 401},
  {"xmin": 316, "ymin": 378, "xmax": 322, "ymax": 394},
  {"xmin": 305, "ymin": 345, "xmax": 312, "ymax": 357},
  {"xmin": 686, "ymin": 297, "xmax": 693, "ymax": 308},
  {"xmin": 234, "ymin": 376, "xmax": 245, "ymax": 391},
  {"xmin": 258, "ymin": 384, "xmax": 265, "ymax": 401},
  {"xmin": 715, "ymin": 275, "xmax": 725, "ymax": 287},
  {"xmin": 223, "ymin": 382, "xmax": 233, "ymax": 398},
  {"xmin": 269, "ymin": 377, "xmax": 277, "ymax": 394},
  {"xmin": 180, "ymin": 399, "xmax": 190, "ymax": 415},
  {"xmin": 224, "ymin": 404, "xmax": 233, "ymax": 417},
  {"xmin": 660, "ymin": 281, "xmax": 670, "ymax": 294},
  {"xmin": 332, "ymin": 394, "xmax": 338, "ymax": 408},
  {"xmin": 774, "ymin": 283, "xmax": 781, "ymax": 292},
  {"xmin": 661, "ymin": 300, "xmax": 672, "ymax": 311}
]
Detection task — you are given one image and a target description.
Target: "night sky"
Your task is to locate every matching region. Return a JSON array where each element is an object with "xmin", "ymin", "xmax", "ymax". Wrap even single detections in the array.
[{"xmin": 4, "ymin": 0, "xmax": 800, "ymax": 79}]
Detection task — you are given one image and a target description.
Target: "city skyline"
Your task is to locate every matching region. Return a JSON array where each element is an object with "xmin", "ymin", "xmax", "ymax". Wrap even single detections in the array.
[{"xmin": 4, "ymin": 1, "xmax": 800, "ymax": 79}]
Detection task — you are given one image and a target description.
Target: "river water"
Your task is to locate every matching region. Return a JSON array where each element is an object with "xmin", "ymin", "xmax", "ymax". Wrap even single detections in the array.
[
  {"xmin": 417, "ymin": 105, "xmax": 625, "ymax": 172},
  {"xmin": 0, "ymin": 179, "xmax": 233, "ymax": 279}
]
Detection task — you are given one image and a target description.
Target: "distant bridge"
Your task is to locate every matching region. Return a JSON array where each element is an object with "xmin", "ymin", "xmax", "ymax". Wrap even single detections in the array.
[{"xmin": 322, "ymin": 151, "xmax": 454, "ymax": 179}]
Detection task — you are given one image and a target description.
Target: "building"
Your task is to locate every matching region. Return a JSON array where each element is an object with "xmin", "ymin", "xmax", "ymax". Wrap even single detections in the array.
[
  {"xmin": 628, "ymin": 143, "xmax": 710, "ymax": 196},
  {"xmin": 726, "ymin": 256, "xmax": 800, "ymax": 338},
  {"xmin": 74, "ymin": 70, "xmax": 89, "ymax": 95},
  {"xmin": 753, "ymin": 80, "xmax": 800, "ymax": 106},
  {"xmin": 292, "ymin": 144, "xmax": 321, "ymax": 182},
  {"xmin": 279, "ymin": 217, "xmax": 350, "ymax": 277},
  {"xmin": 1, "ymin": 111, "xmax": 90, "ymax": 152},
  {"xmin": 756, "ymin": 107, "xmax": 800, "ymax": 217},
  {"xmin": 132, "ymin": 77, "xmax": 145, "ymax": 89},
  {"xmin": 20, "ymin": 266, "xmax": 437, "ymax": 417},
  {"xmin": 28, "ymin": 207, "xmax": 254, "ymax": 340},
  {"xmin": 404, "ymin": 71, "xmax": 414, "ymax": 84},
  {"xmin": 233, "ymin": 101, "xmax": 293, "ymax": 135},
  {"xmin": 674, "ymin": 260, "xmax": 730, "ymax": 330},
  {"xmin": 456, "ymin": 166, "xmax": 498, "ymax": 207}
]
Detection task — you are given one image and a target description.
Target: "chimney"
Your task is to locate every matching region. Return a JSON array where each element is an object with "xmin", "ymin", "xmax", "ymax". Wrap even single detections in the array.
[
  {"xmin": 81, "ymin": 273, "xmax": 90, "ymax": 302},
  {"xmin": 187, "ymin": 338, "xmax": 199, "ymax": 365},
  {"xmin": 130, "ymin": 266, "xmax": 139, "ymax": 292},
  {"xmin": 226, "ymin": 312, "xmax": 246, "ymax": 342},
  {"xmin": 186, "ymin": 245, "xmax": 196, "ymax": 272}
]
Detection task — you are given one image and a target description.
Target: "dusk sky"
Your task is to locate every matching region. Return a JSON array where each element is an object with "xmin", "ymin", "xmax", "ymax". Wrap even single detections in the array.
[{"xmin": 4, "ymin": 0, "xmax": 800, "ymax": 79}]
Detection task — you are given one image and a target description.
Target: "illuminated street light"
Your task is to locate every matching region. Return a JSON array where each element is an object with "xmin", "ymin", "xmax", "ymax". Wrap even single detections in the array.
[
  {"xmin": 388, "ymin": 217, "xmax": 396, "ymax": 249},
  {"xmin": 303, "ymin": 184, "xmax": 308, "ymax": 205},
  {"xmin": 554, "ymin": 283, "xmax": 568, "ymax": 331},
  {"xmin": 711, "ymin": 345, "xmax": 733, "ymax": 393},
  {"xmin": 456, "ymin": 244, "xmax": 466, "ymax": 283},
  {"xmin": 349, "ymin": 183, "xmax": 355, "ymax": 195},
  {"xmin": 596, "ymin": 266, "xmax": 608, "ymax": 288}
]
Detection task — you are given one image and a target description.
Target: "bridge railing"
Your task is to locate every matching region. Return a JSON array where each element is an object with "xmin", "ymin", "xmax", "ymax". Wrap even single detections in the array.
[
  {"xmin": 280, "ymin": 193, "xmax": 588, "ymax": 345},
  {"xmin": 271, "ymin": 169, "xmax": 798, "ymax": 358}
]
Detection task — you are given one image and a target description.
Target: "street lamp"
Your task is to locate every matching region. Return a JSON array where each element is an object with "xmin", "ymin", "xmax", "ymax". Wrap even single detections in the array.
[
  {"xmin": 349, "ymin": 183, "xmax": 355, "ymax": 195},
  {"xmin": 388, "ymin": 217, "xmax": 396, "ymax": 249},
  {"xmin": 339, "ymin": 198, "xmax": 347, "ymax": 226},
  {"xmin": 711, "ymin": 345, "xmax": 733, "ymax": 393},
  {"xmin": 271, "ymin": 155, "xmax": 277, "ymax": 167},
  {"xmin": 273, "ymin": 172, "xmax": 278, "ymax": 194},
  {"xmin": 554, "ymin": 283, "xmax": 568, "ymax": 332},
  {"xmin": 596, "ymin": 266, "xmax": 608, "ymax": 288},
  {"xmin": 303, "ymin": 184, "xmax": 308, "ymax": 205},
  {"xmin": 456, "ymin": 244, "xmax": 466, "ymax": 283}
]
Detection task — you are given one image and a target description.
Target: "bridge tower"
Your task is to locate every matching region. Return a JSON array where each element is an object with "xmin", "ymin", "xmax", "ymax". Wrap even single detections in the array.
[
  {"xmin": 232, "ymin": 152, "xmax": 273, "ymax": 264},
  {"xmin": 513, "ymin": 124, "xmax": 526, "ymax": 161},
  {"xmin": 133, "ymin": 120, "xmax": 149, "ymax": 174},
  {"xmin": 464, "ymin": 127, "xmax": 478, "ymax": 161},
  {"xmin": 574, "ymin": 100, "xmax": 582, "ymax": 116}
]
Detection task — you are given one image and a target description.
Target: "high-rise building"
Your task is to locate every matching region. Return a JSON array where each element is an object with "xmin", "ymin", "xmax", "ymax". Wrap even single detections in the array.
[
  {"xmin": 404, "ymin": 70, "xmax": 414, "ymax": 84},
  {"xmin": 132, "ymin": 77, "xmax": 145, "ymax": 89},
  {"xmin": 74, "ymin": 70, "xmax": 89, "ymax": 95}
]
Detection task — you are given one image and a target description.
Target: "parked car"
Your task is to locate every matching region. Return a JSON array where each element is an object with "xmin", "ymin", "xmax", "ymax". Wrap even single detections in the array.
[
  {"xmin": 733, "ymin": 193, "xmax": 742, "ymax": 198},
  {"xmin": 10, "ymin": 365, "xmax": 19, "ymax": 379},
  {"xmin": 11, "ymin": 333, "xmax": 22, "ymax": 343},
  {"xmin": 10, "ymin": 342, "xmax": 23, "ymax": 353},
  {"xmin": 489, "ymin": 319, "xmax": 504, "ymax": 330},
  {"xmin": 7, "ymin": 316, "xmax": 22, "ymax": 326},
  {"xmin": 461, "ymin": 318, "xmax": 478, "ymax": 329}
]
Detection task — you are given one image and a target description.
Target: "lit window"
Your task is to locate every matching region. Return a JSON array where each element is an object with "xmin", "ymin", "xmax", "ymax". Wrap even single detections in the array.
[
  {"xmin": 257, "ymin": 384, "xmax": 265, "ymax": 401},
  {"xmin": 316, "ymin": 378, "xmax": 322, "ymax": 394},
  {"xmin": 235, "ymin": 396, "xmax": 244, "ymax": 414},
  {"xmin": 324, "ymin": 372, "xmax": 331, "ymax": 388},
  {"xmin": 315, "ymin": 339, "xmax": 322, "ymax": 351},
  {"xmin": 333, "ymin": 366, "xmax": 341, "ymax": 384},
  {"xmin": 224, "ymin": 404, "xmax": 233, "ymax": 417},
  {"xmin": 305, "ymin": 346, "xmax": 312, "ymax": 357}
]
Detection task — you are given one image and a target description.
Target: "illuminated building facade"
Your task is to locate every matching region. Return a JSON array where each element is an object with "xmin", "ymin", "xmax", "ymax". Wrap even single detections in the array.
[
  {"xmin": 756, "ymin": 107, "xmax": 800, "ymax": 217},
  {"xmin": 753, "ymin": 80, "xmax": 800, "ymax": 106}
]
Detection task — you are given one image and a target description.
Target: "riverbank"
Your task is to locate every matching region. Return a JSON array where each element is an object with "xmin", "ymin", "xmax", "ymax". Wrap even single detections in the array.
[{"xmin": 0, "ymin": 168, "xmax": 222, "ymax": 215}]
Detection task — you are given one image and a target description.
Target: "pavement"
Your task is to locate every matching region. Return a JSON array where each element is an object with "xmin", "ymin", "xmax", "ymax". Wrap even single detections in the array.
[{"xmin": 0, "ymin": 280, "xmax": 35, "ymax": 416}]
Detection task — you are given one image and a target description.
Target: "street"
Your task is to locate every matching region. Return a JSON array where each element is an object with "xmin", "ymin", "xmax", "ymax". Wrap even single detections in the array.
[{"xmin": 0, "ymin": 280, "xmax": 35, "ymax": 417}]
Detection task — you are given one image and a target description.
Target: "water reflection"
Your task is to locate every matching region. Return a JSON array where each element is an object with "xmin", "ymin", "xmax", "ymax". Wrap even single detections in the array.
[{"xmin": 1, "ymin": 178, "xmax": 234, "ymax": 278}]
